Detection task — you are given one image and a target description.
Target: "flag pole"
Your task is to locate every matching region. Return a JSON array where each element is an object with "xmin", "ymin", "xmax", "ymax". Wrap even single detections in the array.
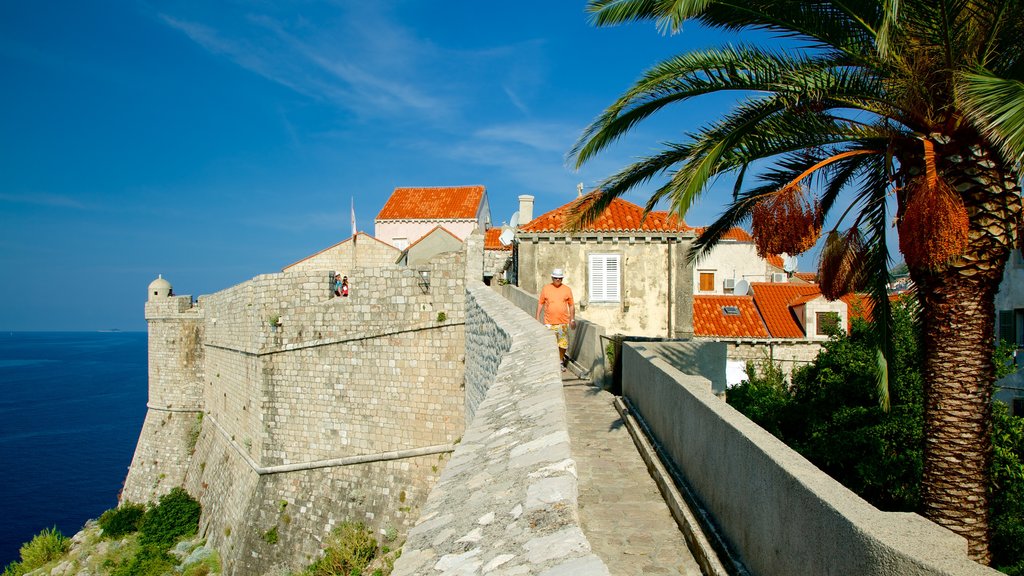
[{"xmin": 351, "ymin": 197, "xmax": 357, "ymax": 271}]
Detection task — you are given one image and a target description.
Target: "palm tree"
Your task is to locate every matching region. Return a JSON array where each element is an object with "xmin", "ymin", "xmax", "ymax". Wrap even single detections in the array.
[{"xmin": 571, "ymin": 0, "xmax": 1024, "ymax": 563}]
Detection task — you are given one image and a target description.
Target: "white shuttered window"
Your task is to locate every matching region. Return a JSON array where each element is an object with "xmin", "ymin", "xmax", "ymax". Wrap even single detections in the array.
[{"xmin": 588, "ymin": 254, "xmax": 621, "ymax": 302}]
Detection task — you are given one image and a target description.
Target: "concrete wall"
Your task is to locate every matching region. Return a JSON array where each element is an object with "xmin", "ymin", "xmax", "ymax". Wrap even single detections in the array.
[
  {"xmin": 621, "ymin": 342, "xmax": 999, "ymax": 576},
  {"xmin": 394, "ymin": 285, "xmax": 609, "ymax": 575},
  {"xmin": 517, "ymin": 235, "xmax": 694, "ymax": 338}
]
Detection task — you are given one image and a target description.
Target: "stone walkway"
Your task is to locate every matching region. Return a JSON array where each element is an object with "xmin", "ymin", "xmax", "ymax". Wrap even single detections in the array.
[{"xmin": 563, "ymin": 372, "xmax": 703, "ymax": 576}]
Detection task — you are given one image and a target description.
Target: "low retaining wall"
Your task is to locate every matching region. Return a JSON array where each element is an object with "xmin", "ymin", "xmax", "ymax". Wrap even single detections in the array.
[
  {"xmin": 394, "ymin": 285, "xmax": 609, "ymax": 575},
  {"xmin": 495, "ymin": 283, "xmax": 611, "ymax": 389},
  {"xmin": 621, "ymin": 341, "xmax": 999, "ymax": 576}
]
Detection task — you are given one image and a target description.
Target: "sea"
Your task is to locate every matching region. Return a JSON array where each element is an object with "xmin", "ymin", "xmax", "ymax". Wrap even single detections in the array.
[{"xmin": 0, "ymin": 331, "xmax": 147, "ymax": 567}]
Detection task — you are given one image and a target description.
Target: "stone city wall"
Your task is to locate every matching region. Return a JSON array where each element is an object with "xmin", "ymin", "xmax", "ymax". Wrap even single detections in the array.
[
  {"xmin": 393, "ymin": 284, "xmax": 609, "ymax": 575},
  {"xmin": 124, "ymin": 253, "xmax": 469, "ymax": 575}
]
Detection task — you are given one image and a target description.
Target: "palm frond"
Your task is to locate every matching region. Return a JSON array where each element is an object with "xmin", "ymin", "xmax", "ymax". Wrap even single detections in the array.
[
  {"xmin": 957, "ymin": 71, "xmax": 1024, "ymax": 166},
  {"xmin": 855, "ymin": 153, "xmax": 896, "ymax": 411}
]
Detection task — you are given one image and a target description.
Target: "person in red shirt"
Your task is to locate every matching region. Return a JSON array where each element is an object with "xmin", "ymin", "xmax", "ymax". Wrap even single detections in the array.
[{"xmin": 536, "ymin": 268, "xmax": 575, "ymax": 372}]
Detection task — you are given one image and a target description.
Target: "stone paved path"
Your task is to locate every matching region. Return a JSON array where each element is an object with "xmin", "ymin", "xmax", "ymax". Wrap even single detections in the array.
[{"xmin": 563, "ymin": 372, "xmax": 703, "ymax": 576}]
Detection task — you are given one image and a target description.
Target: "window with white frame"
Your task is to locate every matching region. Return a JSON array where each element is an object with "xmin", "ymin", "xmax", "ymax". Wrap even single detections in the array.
[{"xmin": 588, "ymin": 254, "xmax": 621, "ymax": 302}]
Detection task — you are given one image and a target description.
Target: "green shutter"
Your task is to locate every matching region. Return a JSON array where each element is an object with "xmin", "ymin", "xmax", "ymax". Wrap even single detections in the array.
[{"xmin": 998, "ymin": 310, "xmax": 1015, "ymax": 344}]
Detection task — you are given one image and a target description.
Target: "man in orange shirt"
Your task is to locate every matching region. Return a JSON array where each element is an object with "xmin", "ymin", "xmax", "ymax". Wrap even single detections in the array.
[{"xmin": 536, "ymin": 268, "xmax": 575, "ymax": 372}]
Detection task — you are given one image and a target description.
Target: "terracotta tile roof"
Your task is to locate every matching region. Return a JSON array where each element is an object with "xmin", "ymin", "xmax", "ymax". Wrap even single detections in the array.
[
  {"xmin": 518, "ymin": 197, "xmax": 692, "ymax": 233},
  {"xmin": 484, "ymin": 227, "xmax": 512, "ymax": 251},
  {"xmin": 376, "ymin": 185, "xmax": 485, "ymax": 221},
  {"xmin": 794, "ymin": 272, "xmax": 818, "ymax": 283},
  {"xmin": 750, "ymin": 282, "xmax": 824, "ymax": 338},
  {"xmin": 693, "ymin": 295, "xmax": 770, "ymax": 338},
  {"xmin": 766, "ymin": 254, "xmax": 784, "ymax": 269}
]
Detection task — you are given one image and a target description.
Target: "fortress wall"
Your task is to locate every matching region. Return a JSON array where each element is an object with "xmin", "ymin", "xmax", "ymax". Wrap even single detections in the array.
[
  {"xmin": 145, "ymin": 296, "xmax": 204, "ymax": 410},
  {"xmin": 127, "ymin": 251, "xmax": 469, "ymax": 575},
  {"xmin": 261, "ymin": 326, "xmax": 464, "ymax": 466},
  {"xmin": 121, "ymin": 410, "xmax": 203, "ymax": 504},
  {"xmin": 394, "ymin": 285, "xmax": 609, "ymax": 575},
  {"xmin": 463, "ymin": 287, "xmax": 513, "ymax": 420},
  {"xmin": 121, "ymin": 297, "xmax": 205, "ymax": 504}
]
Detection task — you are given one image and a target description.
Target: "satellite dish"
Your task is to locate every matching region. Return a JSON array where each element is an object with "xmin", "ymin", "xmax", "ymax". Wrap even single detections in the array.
[
  {"xmin": 509, "ymin": 211, "xmax": 520, "ymax": 229},
  {"xmin": 734, "ymin": 279, "xmax": 750, "ymax": 296},
  {"xmin": 782, "ymin": 252, "xmax": 799, "ymax": 273},
  {"xmin": 498, "ymin": 228, "xmax": 515, "ymax": 246}
]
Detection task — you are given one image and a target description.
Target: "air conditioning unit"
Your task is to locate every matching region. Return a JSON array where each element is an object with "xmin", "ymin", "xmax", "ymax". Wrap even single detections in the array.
[
  {"xmin": 723, "ymin": 278, "xmax": 736, "ymax": 291},
  {"xmin": 772, "ymin": 272, "xmax": 788, "ymax": 283}
]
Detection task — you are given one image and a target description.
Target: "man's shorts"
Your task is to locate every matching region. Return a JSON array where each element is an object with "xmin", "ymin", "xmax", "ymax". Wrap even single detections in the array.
[{"xmin": 548, "ymin": 323, "xmax": 569, "ymax": 349}]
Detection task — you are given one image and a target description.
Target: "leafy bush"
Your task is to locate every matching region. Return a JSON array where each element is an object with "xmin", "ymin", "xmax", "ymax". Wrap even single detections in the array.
[
  {"xmin": 301, "ymin": 522, "xmax": 379, "ymax": 576},
  {"xmin": 138, "ymin": 487, "xmax": 201, "ymax": 548},
  {"xmin": 725, "ymin": 359, "xmax": 791, "ymax": 438},
  {"xmin": 992, "ymin": 401, "xmax": 1024, "ymax": 574},
  {"xmin": 99, "ymin": 502, "xmax": 146, "ymax": 539},
  {"xmin": 725, "ymin": 297, "xmax": 1024, "ymax": 570},
  {"xmin": 2, "ymin": 526, "xmax": 70, "ymax": 576},
  {"xmin": 108, "ymin": 543, "xmax": 176, "ymax": 576}
]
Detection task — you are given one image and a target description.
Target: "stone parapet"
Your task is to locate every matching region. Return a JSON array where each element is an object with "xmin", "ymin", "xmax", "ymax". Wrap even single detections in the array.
[
  {"xmin": 393, "ymin": 285, "xmax": 609, "ymax": 575},
  {"xmin": 621, "ymin": 341, "xmax": 1000, "ymax": 576}
]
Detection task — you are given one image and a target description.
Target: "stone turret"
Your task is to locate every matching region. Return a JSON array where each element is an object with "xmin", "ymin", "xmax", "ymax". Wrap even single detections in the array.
[{"xmin": 148, "ymin": 274, "xmax": 172, "ymax": 300}]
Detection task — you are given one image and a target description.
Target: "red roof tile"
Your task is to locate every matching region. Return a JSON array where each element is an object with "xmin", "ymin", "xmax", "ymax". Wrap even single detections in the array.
[
  {"xmin": 766, "ymin": 254, "xmax": 784, "ymax": 269},
  {"xmin": 794, "ymin": 272, "xmax": 818, "ymax": 283},
  {"xmin": 691, "ymin": 226, "xmax": 755, "ymax": 242},
  {"xmin": 840, "ymin": 293, "xmax": 874, "ymax": 326},
  {"xmin": 484, "ymin": 227, "xmax": 512, "ymax": 251},
  {"xmin": 519, "ymin": 197, "xmax": 692, "ymax": 233},
  {"xmin": 750, "ymin": 282, "xmax": 824, "ymax": 338},
  {"xmin": 376, "ymin": 186, "xmax": 485, "ymax": 221},
  {"xmin": 693, "ymin": 295, "xmax": 770, "ymax": 338}
]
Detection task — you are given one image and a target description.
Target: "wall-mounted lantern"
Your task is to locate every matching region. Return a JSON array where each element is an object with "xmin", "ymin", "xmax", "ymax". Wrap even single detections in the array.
[{"xmin": 417, "ymin": 269, "xmax": 431, "ymax": 294}]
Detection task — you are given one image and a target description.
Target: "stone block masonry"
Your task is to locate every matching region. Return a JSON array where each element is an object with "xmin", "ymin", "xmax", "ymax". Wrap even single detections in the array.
[
  {"xmin": 124, "ymin": 251, "xmax": 469, "ymax": 575},
  {"xmin": 393, "ymin": 284, "xmax": 609, "ymax": 575}
]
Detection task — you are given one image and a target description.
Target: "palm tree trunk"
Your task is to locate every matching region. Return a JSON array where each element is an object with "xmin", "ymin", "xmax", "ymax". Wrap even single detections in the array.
[{"xmin": 910, "ymin": 143, "xmax": 1022, "ymax": 563}]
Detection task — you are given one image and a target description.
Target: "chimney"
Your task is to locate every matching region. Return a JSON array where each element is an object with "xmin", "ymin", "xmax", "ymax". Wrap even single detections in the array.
[{"xmin": 518, "ymin": 195, "xmax": 534, "ymax": 225}]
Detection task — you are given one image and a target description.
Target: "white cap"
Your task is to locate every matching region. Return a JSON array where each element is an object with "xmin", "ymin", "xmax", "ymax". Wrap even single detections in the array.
[{"xmin": 551, "ymin": 268, "xmax": 564, "ymax": 279}]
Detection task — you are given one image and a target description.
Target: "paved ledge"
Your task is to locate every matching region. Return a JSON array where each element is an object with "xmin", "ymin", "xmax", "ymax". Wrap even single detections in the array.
[{"xmin": 393, "ymin": 286, "xmax": 609, "ymax": 575}]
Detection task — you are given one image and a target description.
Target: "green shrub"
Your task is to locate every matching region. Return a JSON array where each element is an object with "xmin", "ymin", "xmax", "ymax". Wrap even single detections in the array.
[
  {"xmin": 301, "ymin": 522, "xmax": 378, "ymax": 576},
  {"xmin": 108, "ymin": 543, "xmax": 176, "ymax": 576},
  {"xmin": 99, "ymin": 502, "xmax": 146, "ymax": 539},
  {"xmin": 992, "ymin": 401, "xmax": 1024, "ymax": 574},
  {"xmin": 726, "ymin": 297, "xmax": 1024, "ymax": 569},
  {"xmin": 138, "ymin": 487, "xmax": 201, "ymax": 548},
  {"xmin": 2, "ymin": 526, "xmax": 70, "ymax": 576},
  {"xmin": 725, "ymin": 359, "xmax": 792, "ymax": 438}
]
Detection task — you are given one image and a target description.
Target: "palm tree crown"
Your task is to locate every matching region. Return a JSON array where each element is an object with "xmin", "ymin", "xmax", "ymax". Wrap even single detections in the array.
[{"xmin": 572, "ymin": 0, "xmax": 1024, "ymax": 564}]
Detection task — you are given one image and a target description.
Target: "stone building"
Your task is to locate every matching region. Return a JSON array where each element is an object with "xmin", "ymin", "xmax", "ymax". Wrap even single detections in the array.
[{"xmin": 515, "ymin": 196, "xmax": 696, "ymax": 338}]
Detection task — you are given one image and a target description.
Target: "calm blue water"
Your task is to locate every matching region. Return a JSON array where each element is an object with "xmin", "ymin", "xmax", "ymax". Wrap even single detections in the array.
[{"xmin": 0, "ymin": 332, "xmax": 147, "ymax": 566}]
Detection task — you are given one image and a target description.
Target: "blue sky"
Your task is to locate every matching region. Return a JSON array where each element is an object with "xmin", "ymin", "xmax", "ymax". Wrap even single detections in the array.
[{"xmin": 2, "ymin": 1, "xmax": 776, "ymax": 331}]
